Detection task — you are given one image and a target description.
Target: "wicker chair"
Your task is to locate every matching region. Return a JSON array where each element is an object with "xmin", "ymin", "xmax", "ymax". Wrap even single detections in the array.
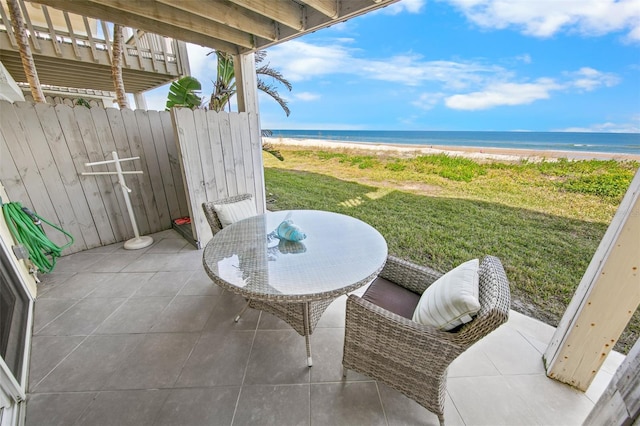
[
  {"xmin": 342, "ymin": 255, "xmax": 511, "ymax": 425},
  {"xmin": 202, "ymin": 193, "xmax": 254, "ymax": 236}
]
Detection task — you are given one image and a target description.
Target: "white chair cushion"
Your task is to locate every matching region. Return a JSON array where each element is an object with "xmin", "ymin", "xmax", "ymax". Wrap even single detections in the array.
[
  {"xmin": 412, "ymin": 259, "xmax": 481, "ymax": 331},
  {"xmin": 213, "ymin": 198, "xmax": 257, "ymax": 228}
]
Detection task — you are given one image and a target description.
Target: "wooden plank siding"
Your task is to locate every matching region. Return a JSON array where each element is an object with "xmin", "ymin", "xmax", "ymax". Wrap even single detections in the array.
[
  {"xmin": 171, "ymin": 108, "xmax": 265, "ymax": 248},
  {"xmin": 0, "ymin": 101, "xmax": 188, "ymax": 254}
]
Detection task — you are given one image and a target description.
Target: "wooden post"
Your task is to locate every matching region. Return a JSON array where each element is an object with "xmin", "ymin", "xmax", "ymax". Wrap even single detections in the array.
[
  {"xmin": 544, "ymin": 169, "xmax": 640, "ymax": 391},
  {"xmin": 233, "ymin": 52, "xmax": 259, "ymax": 115},
  {"xmin": 584, "ymin": 336, "xmax": 640, "ymax": 424},
  {"xmin": 233, "ymin": 52, "xmax": 266, "ymax": 213}
]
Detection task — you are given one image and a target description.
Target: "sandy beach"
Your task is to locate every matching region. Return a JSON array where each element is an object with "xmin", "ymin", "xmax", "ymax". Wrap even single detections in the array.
[{"xmin": 264, "ymin": 137, "xmax": 640, "ymax": 163}]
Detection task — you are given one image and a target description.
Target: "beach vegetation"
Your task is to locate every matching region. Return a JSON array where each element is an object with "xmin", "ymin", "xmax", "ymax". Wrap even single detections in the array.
[{"xmin": 263, "ymin": 147, "xmax": 639, "ymax": 353}]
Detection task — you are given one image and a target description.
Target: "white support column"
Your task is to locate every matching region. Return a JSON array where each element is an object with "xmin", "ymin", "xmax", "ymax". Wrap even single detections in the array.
[
  {"xmin": 544, "ymin": 169, "xmax": 640, "ymax": 391},
  {"xmin": 133, "ymin": 92, "xmax": 147, "ymax": 110},
  {"xmin": 233, "ymin": 52, "xmax": 266, "ymax": 213},
  {"xmin": 233, "ymin": 52, "xmax": 259, "ymax": 115}
]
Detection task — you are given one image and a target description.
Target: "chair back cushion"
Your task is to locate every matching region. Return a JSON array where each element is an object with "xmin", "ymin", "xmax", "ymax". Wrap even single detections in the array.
[
  {"xmin": 362, "ymin": 276, "xmax": 421, "ymax": 319},
  {"xmin": 213, "ymin": 197, "xmax": 257, "ymax": 228},
  {"xmin": 412, "ymin": 259, "xmax": 481, "ymax": 331}
]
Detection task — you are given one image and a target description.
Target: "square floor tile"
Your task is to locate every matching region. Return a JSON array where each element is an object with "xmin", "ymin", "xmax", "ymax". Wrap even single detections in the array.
[
  {"xmin": 146, "ymin": 238, "xmax": 189, "ymax": 253},
  {"xmin": 86, "ymin": 253, "xmax": 145, "ymax": 273},
  {"xmin": 175, "ymin": 330, "xmax": 254, "ymax": 387},
  {"xmin": 104, "ymin": 333, "xmax": 199, "ymax": 390},
  {"xmin": 310, "ymin": 382, "xmax": 386, "ymax": 426},
  {"xmin": 234, "ymin": 384, "xmax": 310, "ymax": 426},
  {"xmin": 33, "ymin": 334, "xmax": 143, "ymax": 392},
  {"xmin": 35, "ymin": 297, "xmax": 126, "ymax": 336},
  {"xmin": 94, "ymin": 297, "xmax": 173, "ymax": 334},
  {"xmin": 26, "ymin": 392, "xmax": 97, "ymax": 426},
  {"xmin": 243, "ymin": 330, "xmax": 310, "ymax": 385},
  {"xmin": 155, "ymin": 387, "xmax": 240, "ymax": 426},
  {"xmin": 202, "ymin": 292, "xmax": 260, "ymax": 332},
  {"xmin": 309, "ymin": 328, "xmax": 368, "ymax": 383},
  {"xmin": 134, "ymin": 271, "xmax": 190, "ymax": 296},
  {"xmin": 378, "ymin": 383, "xmax": 464, "ymax": 426},
  {"xmin": 36, "ymin": 272, "xmax": 112, "ymax": 299},
  {"xmin": 32, "ymin": 298, "xmax": 77, "ymax": 334},
  {"xmin": 87, "ymin": 272, "xmax": 154, "ymax": 298},
  {"xmin": 121, "ymin": 252, "xmax": 202, "ymax": 272},
  {"xmin": 179, "ymin": 268, "xmax": 224, "ymax": 296},
  {"xmin": 76, "ymin": 389, "xmax": 170, "ymax": 426},
  {"xmin": 149, "ymin": 296, "xmax": 217, "ymax": 333},
  {"xmin": 28, "ymin": 335, "xmax": 85, "ymax": 388}
]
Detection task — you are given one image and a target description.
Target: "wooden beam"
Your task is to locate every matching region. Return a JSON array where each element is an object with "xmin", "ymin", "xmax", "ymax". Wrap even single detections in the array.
[
  {"xmin": 157, "ymin": 0, "xmax": 278, "ymax": 42},
  {"xmin": 301, "ymin": 0, "xmax": 338, "ymax": 19},
  {"xmin": 248, "ymin": 0, "xmax": 399, "ymax": 51},
  {"xmin": 228, "ymin": 0, "xmax": 304, "ymax": 30},
  {"xmin": 544, "ymin": 168, "xmax": 640, "ymax": 391},
  {"xmin": 85, "ymin": 0, "xmax": 254, "ymax": 48},
  {"xmin": 27, "ymin": 0, "xmax": 241, "ymax": 52}
]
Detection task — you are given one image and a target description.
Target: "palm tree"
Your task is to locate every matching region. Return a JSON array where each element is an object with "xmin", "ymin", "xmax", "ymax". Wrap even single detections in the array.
[
  {"xmin": 111, "ymin": 24, "xmax": 129, "ymax": 109},
  {"xmin": 208, "ymin": 50, "xmax": 292, "ymax": 118},
  {"xmin": 7, "ymin": 0, "xmax": 45, "ymax": 102}
]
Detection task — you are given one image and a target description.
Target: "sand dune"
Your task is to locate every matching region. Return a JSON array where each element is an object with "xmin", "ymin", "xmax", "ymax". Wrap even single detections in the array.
[{"xmin": 264, "ymin": 137, "xmax": 640, "ymax": 162}]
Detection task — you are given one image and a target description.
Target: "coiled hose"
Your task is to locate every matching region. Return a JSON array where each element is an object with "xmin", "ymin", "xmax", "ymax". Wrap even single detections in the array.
[{"xmin": 2, "ymin": 201, "xmax": 74, "ymax": 273}]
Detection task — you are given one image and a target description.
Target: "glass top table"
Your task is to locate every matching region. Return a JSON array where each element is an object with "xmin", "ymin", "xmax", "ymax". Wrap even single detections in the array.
[{"xmin": 203, "ymin": 210, "xmax": 388, "ymax": 365}]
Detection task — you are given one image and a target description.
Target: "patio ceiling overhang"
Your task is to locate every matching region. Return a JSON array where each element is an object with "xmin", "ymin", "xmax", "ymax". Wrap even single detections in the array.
[{"xmin": 26, "ymin": 0, "xmax": 400, "ymax": 53}]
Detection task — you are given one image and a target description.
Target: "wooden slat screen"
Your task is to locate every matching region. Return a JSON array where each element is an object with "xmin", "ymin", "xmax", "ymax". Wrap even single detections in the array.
[
  {"xmin": 171, "ymin": 108, "xmax": 265, "ymax": 248},
  {"xmin": 0, "ymin": 100, "xmax": 189, "ymax": 254}
]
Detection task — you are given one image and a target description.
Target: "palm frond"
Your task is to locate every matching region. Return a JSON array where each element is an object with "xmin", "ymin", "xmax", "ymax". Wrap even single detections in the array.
[{"xmin": 257, "ymin": 79, "xmax": 290, "ymax": 116}]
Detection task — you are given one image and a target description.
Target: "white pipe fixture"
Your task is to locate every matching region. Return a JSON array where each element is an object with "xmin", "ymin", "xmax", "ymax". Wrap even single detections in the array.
[{"xmin": 81, "ymin": 152, "xmax": 154, "ymax": 250}]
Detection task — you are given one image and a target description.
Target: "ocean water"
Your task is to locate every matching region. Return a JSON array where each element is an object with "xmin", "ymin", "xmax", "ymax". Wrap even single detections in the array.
[{"xmin": 270, "ymin": 130, "xmax": 640, "ymax": 155}]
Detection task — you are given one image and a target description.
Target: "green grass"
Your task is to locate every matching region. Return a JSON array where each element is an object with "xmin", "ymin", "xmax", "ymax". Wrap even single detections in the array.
[{"xmin": 263, "ymin": 148, "xmax": 639, "ymax": 353}]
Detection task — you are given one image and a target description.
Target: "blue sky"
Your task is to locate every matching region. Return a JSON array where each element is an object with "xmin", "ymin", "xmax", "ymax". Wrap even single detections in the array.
[{"xmin": 145, "ymin": 0, "xmax": 640, "ymax": 133}]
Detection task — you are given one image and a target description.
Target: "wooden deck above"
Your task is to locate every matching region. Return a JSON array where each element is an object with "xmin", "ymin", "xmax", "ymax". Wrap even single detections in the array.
[{"xmin": 0, "ymin": 0, "xmax": 189, "ymax": 93}]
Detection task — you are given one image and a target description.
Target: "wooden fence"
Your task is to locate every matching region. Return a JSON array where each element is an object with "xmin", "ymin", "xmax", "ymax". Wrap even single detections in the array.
[
  {"xmin": 171, "ymin": 108, "xmax": 265, "ymax": 248},
  {"xmin": 0, "ymin": 100, "xmax": 189, "ymax": 254}
]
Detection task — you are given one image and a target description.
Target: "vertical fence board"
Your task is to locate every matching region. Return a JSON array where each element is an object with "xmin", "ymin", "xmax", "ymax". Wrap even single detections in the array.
[
  {"xmin": 89, "ymin": 107, "xmax": 131, "ymax": 239},
  {"xmin": 121, "ymin": 109, "xmax": 162, "ymax": 233},
  {"xmin": 161, "ymin": 111, "xmax": 189, "ymax": 218},
  {"xmin": 171, "ymin": 108, "xmax": 207, "ymax": 246},
  {"xmin": 205, "ymin": 112, "xmax": 227, "ymax": 200},
  {"xmin": 0, "ymin": 101, "xmax": 73, "ymax": 252},
  {"xmin": 109, "ymin": 109, "xmax": 151, "ymax": 235},
  {"xmin": 248, "ymin": 112, "xmax": 266, "ymax": 212},
  {"xmin": 228, "ymin": 113, "xmax": 248, "ymax": 195},
  {"xmin": 148, "ymin": 110, "xmax": 180, "ymax": 221},
  {"xmin": 74, "ymin": 106, "xmax": 119, "ymax": 245},
  {"xmin": 12, "ymin": 102, "xmax": 79, "ymax": 248},
  {"xmin": 135, "ymin": 109, "xmax": 170, "ymax": 228},
  {"xmin": 33, "ymin": 103, "xmax": 95, "ymax": 251},
  {"xmin": 193, "ymin": 109, "xmax": 219, "ymax": 201},
  {"xmin": 55, "ymin": 104, "xmax": 115, "ymax": 246},
  {"xmin": 218, "ymin": 113, "xmax": 238, "ymax": 195},
  {"xmin": 0, "ymin": 130, "xmax": 32, "ymax": 210}
]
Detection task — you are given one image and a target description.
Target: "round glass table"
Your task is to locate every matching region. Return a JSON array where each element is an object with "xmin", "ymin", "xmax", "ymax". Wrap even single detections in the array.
[{"xmin": 203, "ymin": 210, "xmax": 388, "ymax": 365}]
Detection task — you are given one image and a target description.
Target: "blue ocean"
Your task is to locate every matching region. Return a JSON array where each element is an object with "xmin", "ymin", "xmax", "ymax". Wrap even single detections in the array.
[{"xmin": 269, "ymin": 130, "xmax": 640, "ymax": 155}]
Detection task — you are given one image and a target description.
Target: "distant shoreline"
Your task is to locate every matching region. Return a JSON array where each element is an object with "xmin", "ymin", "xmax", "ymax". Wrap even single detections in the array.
[{"xmin": 264, "ymin": 137, "xmax": 640, "ymax": 162}]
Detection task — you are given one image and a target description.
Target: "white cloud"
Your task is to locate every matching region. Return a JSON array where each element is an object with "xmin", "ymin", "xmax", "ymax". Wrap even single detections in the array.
[
  {"xmin": 383, "ymin": 0, "xmax": 427, "ymax": 15},
  {"xmin": 516, "ymin": 54, "xmax": 532, "ymax": 64},
  {"xmin": 565, "ymin": 67, "xmax": 620, "ymax": 91},
  {"xmin": 267, "ymin": 40, "xmax": 507, "ymax": 88},
  {"xmin": 412, "ymin": 92, "xmax": 446, "ymax": 110},
  {"xmin": 444, "ymin": 0, "xmax": 640, "ymax": 41},
  {"xmin": 445, "ymin": 78, "xmax": 562, "ymax": 110},
  {"xmin": 558, "ymin": 122, "xmax": 640, "ymax": 133},
  {"xmin": 294, "ymin": 92, "xmax": 321, "ymax": 101}
]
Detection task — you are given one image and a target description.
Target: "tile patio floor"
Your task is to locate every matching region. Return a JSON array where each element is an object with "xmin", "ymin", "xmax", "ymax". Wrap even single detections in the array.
[{"xmin": 25, "ymin": 229, "xmax": 624, "ymax": 426}]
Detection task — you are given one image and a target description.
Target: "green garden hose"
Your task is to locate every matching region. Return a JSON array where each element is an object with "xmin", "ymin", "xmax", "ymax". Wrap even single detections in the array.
[{"xmin": 2, "ymin": 201, "xmax": 74, "ymax": 274}]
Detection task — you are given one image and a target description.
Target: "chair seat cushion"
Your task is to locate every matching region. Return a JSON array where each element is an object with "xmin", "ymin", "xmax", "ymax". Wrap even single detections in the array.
[
  {"xmin": 362, "ymin": 277, "xmax": 421, "ymax": 319},
  {"xmin": 412, "ymin": 259, "xmax": 481, "ymax": 331},
  {"xmin": 213, "ymin": 198, "xmax": 257, "ymax": 228}
]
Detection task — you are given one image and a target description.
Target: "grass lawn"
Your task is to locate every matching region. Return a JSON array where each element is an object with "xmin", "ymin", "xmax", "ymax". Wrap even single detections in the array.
[{"xmin": 263, "ymin": 147, "xmax": 639, "ymax": 353}]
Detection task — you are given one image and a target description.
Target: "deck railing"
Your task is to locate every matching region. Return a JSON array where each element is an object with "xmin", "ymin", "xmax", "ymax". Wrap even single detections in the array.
[{"xmin": 0, "ymin": 0, "xmax": 188, "ymax": 77}]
